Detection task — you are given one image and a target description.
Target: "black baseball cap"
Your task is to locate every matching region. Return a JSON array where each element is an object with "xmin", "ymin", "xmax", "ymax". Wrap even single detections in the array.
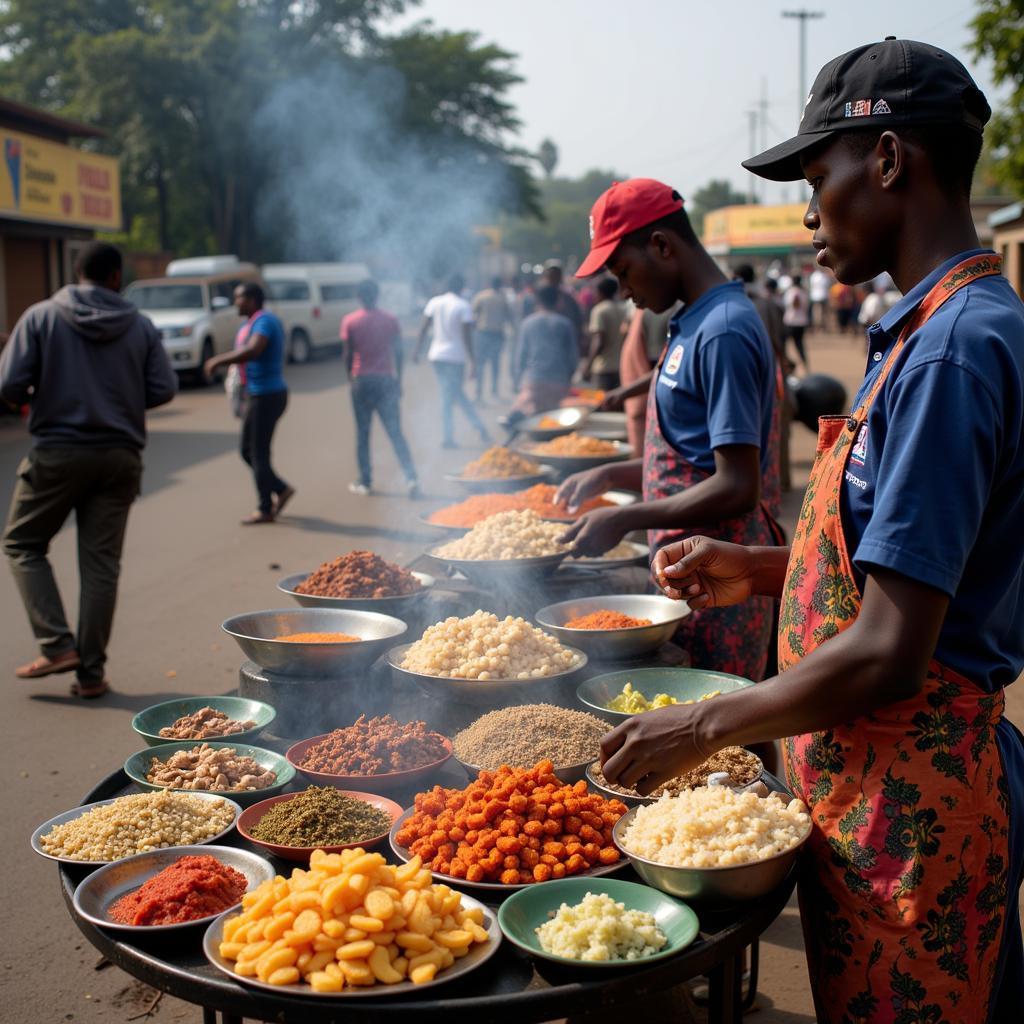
[{"xmin": 743, "ymin": 38, "xmax": 991, "ymax": 182}]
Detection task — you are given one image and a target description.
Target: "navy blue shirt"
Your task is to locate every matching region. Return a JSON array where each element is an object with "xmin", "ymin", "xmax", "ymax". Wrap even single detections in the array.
[
  {"xmin": 245, "ymin": 311, "xmax": 286, "ymax": 396},
  {"xmin": 514, "ymin": 311, "xmax": 578, "ymax": 386},
  {"xmin": 840, "ymin": 249, "xmax": 1024, "ymax": 692},
  {"xmin": 655, "ymin": 281, "xmax": 776, "ymax": 478}
]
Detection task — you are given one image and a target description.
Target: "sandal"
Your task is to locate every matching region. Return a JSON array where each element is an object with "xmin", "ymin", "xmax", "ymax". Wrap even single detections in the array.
[
  {"xmin": 16, "ymin": 650, "xmax": 81, "ymax": 678},
  {"xmin": 274, "ymin": 486, "xmax": 296, "ymax": 516},
  {"xmin": 71, "ymin": 680, "xmax": 109, "ymax": 699},
  {"xmin": 241, "ymin": 511, "xmax": 276, "ymax": 525}
]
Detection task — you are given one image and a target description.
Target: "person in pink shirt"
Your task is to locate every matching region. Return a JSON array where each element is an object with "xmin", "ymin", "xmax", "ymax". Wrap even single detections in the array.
[{"xmin": 340, "ymin": 280, "xmax": 420, "ymax": 498}]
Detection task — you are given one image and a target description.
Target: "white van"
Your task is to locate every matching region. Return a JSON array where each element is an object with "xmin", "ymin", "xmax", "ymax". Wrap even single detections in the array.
[
  {"xmin": 124, "ymin": 256, "xmax": 264, "ymax": 378},
  {"xmin": 262, "ymin": 263, "xmax": 371, "ymax": 363}
]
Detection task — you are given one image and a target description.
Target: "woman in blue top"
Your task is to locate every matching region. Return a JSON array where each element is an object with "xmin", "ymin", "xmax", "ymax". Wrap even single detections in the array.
[{"xmin": 205, "ymin": 283, "xmax": 294, "ymax": 524}]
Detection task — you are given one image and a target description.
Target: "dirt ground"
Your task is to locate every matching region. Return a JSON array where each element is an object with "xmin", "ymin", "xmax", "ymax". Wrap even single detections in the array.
[{"xmin": 1, "ymin": 325, "xmax": 1020, "ymax": 1023}]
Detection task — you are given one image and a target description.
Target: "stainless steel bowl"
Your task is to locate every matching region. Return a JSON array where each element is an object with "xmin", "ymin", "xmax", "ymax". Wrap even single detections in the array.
[
  {"xmin": 514, "ymin": 440, "xmax": 634, "ymax": 478},
  {"xmin": 455, "ymin": 753, "xmax": 593, "ymax": 785},
  {"xmin": 386, "ymin": 642, "xmax": 587, "ymax": 707},
  {"xmin": 221, "ymin": 608, "xmax": 407, "ymax": 677},
  {"xmin": 277, "ymin": 572, "xmax": 434, "ymax": 616},
  {"xmin": 516, "ymin": 405, "xmax": 591, "ymax": 440},
  {"xmin": 416, "ymin": 512, "xmax": 471, "ymax": 535},
  {"xmin": 73, "ymin": 845, "xmax": 275, "ymax": 933},
  {"xmin": 563, "ymin": 540, "xmax": 650, "ymax": 571},
  {"xmin": 612, "ymin": 803, "xmax": 811, "ymax": 906},
  {"xmin": 536, "ymin": 594, "xmax": 690, "ymax": 660},
  {"xmin": 424, "ymin": 545, "xmax": 569, "ymax": 588},
  {"xmin": 443, "ymin": 466, "xmax": 557, "ymax": 494},
  {"xmin": 580, "ymin": 411, "xmax": 629, "ymax": 441}
]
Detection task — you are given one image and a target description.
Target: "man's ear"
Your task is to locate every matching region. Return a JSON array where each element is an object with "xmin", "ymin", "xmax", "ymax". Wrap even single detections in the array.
[
  {"xmin": 877, "ymin": 131, "xmax": 905, "ymax": 192},
  {"xmin": 649, "ymin": 230, "xmax": 674, "ymax": 261}
]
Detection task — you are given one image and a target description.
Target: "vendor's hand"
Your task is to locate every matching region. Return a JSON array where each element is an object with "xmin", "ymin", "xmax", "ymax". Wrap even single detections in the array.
[
  {"xmin": 554, "ymin": 466, "xmax": 607, "ymax": 512},
  {"xmin": 560, "ymin": 506, "xmax": 626, "ymax": 557},
  {"xmin": 652, "ymin": 537, "xmax": 757, "ymax": 609},
  {"xmin": 597, "ymin": 386, "xmax": 627, "ymax": 412},
  {"xmin": 601, "ymin": 704, "xmax": 712, "ymax": 795}
]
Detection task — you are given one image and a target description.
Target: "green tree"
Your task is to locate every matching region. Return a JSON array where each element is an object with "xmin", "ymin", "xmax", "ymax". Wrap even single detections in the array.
[
  {"xmin": 687, "ymin": 178, "xmax": 750, "ymax": 232},
  {"xmin": 971, "ymin": 0, "xmax": 1024, "ymax": 198},
  {"xmin": 537, "ymin": 138, "xmax": 558, "ymax": 178}
]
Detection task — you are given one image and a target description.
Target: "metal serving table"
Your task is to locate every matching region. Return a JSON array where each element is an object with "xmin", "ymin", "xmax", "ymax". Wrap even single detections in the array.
[{"xmin": 57, "ymin": 767, "xmax": 796, "ymax": 1024}]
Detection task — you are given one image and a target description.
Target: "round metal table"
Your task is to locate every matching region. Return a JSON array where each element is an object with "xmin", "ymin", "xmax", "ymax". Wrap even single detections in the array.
[{"xmin": 58, "ymin": 768, "xmax": 797, "ymax": 1024}]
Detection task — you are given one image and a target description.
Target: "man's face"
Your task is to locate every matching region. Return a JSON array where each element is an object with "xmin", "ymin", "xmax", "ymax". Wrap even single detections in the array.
[
  {"xmin": 544, "ymin": 267, "xmax": 563, "ymax": 288},
  {"xmin": 234, "ymin": 286, "xmax": 252, "ymax": 316},
  {"xmin": 800, "ymin": 135, "xmax": 894, "ymax": 286},
  {"xmin": 605, "ymin": 238, "xmax": 678, "ymax": 313}
]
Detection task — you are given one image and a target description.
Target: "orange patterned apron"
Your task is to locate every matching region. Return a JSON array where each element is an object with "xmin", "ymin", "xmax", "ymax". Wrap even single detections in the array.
[{"xmin": 778, "ymin": 255, "xmax": 1014, "ymax": 1022}]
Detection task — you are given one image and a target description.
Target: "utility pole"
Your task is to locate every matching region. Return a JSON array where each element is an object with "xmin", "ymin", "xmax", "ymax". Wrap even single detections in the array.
[
  {"xmin": 782, "ymin": 9, "xmax": 824, "ymax": 121},
  {"xmin": 747, "ymin": 109, "xmax": 759, "ymax": 203}
]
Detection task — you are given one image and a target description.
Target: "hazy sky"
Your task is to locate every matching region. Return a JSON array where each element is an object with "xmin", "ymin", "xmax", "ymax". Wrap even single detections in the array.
[{"xmin": 395, "ymin": 1, "xmax": 996, "ymax": 206}]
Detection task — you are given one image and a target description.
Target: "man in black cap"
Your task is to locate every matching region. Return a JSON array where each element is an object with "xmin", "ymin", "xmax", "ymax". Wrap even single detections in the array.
[{"xmin": 599, "ymin": 39, "xmax": 1024, "ymax": 1021}]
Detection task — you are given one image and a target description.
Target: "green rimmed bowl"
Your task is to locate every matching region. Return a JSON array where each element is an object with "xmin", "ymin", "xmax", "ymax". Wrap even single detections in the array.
[
  {"xmin": 497, "ymin": 876, "xmax": 699, "ymax": 967},
  {"xmin": 124, "ymin": 740, "xmax": 295, "ymax": 807},
  {"xmin": 576, "ymin": 667, "xmax": 755, "ymax": 725},
  {"xmin": 131, "ymin": 696, "xmax": 276, "ymax": 747}
]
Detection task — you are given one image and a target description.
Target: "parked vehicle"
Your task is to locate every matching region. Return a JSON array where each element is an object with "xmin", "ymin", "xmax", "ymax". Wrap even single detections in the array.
[
  {"xmin": 124, "ymin": 256, "xmax": 263, "ymax": 378},
  {"xmin": 261, "ymin": 263, "xmax": 371, "ymax": 363}
]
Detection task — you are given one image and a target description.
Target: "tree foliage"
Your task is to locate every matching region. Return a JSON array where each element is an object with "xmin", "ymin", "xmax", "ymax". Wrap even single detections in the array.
[
  {"xmin": 687, "ymin": 178, "xmax": 751, "ymax": 232},
  {"xmin": 0, "ymin": 0, "xmax": 538, "ymax": 262},
  {"xmin": 971, "ymin": 0, "xmax": 1024, "ymax": 198}
]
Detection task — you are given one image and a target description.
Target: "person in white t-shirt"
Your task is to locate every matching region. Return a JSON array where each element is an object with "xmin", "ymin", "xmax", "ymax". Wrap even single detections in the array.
[
  {"xmin": 782, "ymin": 273, "xmax": 810, "ymax": 372},
  {"xmin": 414, "ymin": 274, "xmax": 491, "ymax": 448},
  {"xmin": 808, "ymin": 268, "xmax": 831, "ymax": 328}
]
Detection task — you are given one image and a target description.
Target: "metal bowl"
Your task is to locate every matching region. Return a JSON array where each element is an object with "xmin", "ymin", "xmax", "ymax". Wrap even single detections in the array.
[
  {"xmin": 577, "ymin": 667, "xmax": 755, "ymax": 725},
  {"xmin": 580, "ymin": 411, "xmax": 629, "ymax": 442},
  {"xmin": 515, "ymin": 439, "xmax": 634, "ymax": 478},
  {"xmin": 221, "ymin": 608, "xmax": 407, "ymax": 677},
  {"xmin": 285, "ymin": 732, "xmax": 453, "ymax": 796},
  {"xmin": 454, "ymin": 753, "xmax": 593, "ymax": 785},
  {"xmin": 424, "ymin": 544, "xmax": 569, "ymax": 588},
  {"xmin": 536, "ymin": 595, "xmax": 690, "ymax": 660},
  {"xmin": 72, "ymin": 845, "xmax": 275, "ymax": 933},
  {"xmin": 515, "ymin": 405, "xmax": 591, "ymax": 441},
  {"xmin": 124, "ymin": 740, "xmax": 296, "ymax": 807},
  {"xmin": 236, "ymin": 789, "xmax": 404, "ymax": 863},
  {"xmin": 563, "ymin": 540, "xmax": 650, "ymax": 571},
  {"xmin": 277, "ymin": 571, "xmax": 434, "ymax": 616},
  {"xmin": 443, "ymin": 465, "xmax": 556, "ymax": 494},
  {"xmin": 417, "ymin": 512, "xmax": 471, "ymax": 535},
  {"xmin": 131, "ymin": 695, "xmax": 276, "ymax": 748},
  {"xmin": 31, "ymin": 792, "xmax": 242, "ymax": 866},
  {"xmin": 386, "ymin": 642, "xmax": 587, "ymax": 707},
  {"xmin": 612, "ymin": 803, "xmax": 810, "ymax": 907}
]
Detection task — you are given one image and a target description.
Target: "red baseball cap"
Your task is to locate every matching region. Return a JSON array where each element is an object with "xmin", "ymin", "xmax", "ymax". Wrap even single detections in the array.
[{"xmin": 575, "ymin": 178, "xmax": 685, "ymax": 278}]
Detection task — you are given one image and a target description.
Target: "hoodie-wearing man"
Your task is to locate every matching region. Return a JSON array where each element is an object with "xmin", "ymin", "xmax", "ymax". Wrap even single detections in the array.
[{"xmin": 0, "ymin": 242, "xmax": 177, "ymax": 698}]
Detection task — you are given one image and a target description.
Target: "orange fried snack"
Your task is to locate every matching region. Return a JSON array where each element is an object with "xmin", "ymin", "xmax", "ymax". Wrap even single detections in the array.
[
  {"xmin": 394, "ymin": 760, "xmax": 627, "ymax": 885},
  {"xmin": 427, "ymin": 484, "xmax": 613, "ymax": 527}
]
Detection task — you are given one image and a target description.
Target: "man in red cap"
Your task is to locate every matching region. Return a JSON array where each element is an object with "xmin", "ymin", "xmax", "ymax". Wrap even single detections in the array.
[{"xmin": 558, "ymin": 178, "xmax": 783, "ymax": 684}]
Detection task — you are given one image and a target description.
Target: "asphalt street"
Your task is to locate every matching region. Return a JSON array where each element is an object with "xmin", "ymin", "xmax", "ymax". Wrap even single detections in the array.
[{"xmin": 2, "ymin": 333, "xmax": 1020, "ymax": 1023}]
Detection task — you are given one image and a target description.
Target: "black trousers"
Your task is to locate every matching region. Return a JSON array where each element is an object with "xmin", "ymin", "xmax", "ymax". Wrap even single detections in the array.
[{"xmin": 240, "ymin": 389, "xmax": 289, "ymax": 513}]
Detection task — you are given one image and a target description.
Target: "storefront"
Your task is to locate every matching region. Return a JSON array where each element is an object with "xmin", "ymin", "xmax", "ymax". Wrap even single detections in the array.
[
  {"xmin": 702, "ymin": 202, "xmax": 814, "ymax": 270},
  {"xmin": 0, "ymin": 97, "xmax": 121, "ymax": 334},
  {"xmin": 991, "ymin": 201, "xmax": 1024, "ymax": 300}
]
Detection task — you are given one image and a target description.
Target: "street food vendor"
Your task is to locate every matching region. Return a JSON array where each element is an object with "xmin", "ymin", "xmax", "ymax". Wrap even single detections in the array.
[
  {"xmin": 557, "ymin": 178, "xmax": 783, "ymax": 681},
  {"xmin": 601, "ymin": 39, "xmax": 1024, "ymax": 1022}
]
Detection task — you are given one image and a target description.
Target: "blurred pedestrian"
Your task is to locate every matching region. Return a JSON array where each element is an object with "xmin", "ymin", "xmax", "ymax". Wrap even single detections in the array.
[
  {"xmin": 415, "ymin": 274, "xmax": 490, "ymax": 449},
  {"xmin": 782, "ymin": 273, "xmax": 810, "ymax": 371},
  {"xmin": 808, "ymin": 266, "xmax": 831, "ymax": 328},
  {"xmin": 0, "ymin": 242, "xmax": 176, "ymax": 698},
  {"xmin": 471, "ymin": 276, "xmax": 510, "ymax": 402},
  {"xmin": 341, "ymin": 280, "xmax": 420, "ymax": 498},
  {"xmin": 510, "ymin": 285, "xmax": 578, "ymax": 416},
  {"xmin": 205, "ymin": 283, "xmax": 294, "ymax": 524},
  {"xmin": 541, "ymin": 260, "xmax": 585, "ymax": 353},
  {"xmin": 584, "ymin": 276, "xmax": 627, "ymax": 391}
]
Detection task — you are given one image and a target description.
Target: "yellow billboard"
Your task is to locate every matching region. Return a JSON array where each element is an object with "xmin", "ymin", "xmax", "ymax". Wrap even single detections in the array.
[
  {"xmin": 703, "ymin": 203, "xmax": 810, "ymax": 252},
  {"xmin": 0, "ymin": 129, "xmax": 121, "ymax": 231}
]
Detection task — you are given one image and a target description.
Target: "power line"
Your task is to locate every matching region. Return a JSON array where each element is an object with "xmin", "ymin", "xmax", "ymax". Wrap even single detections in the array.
[{"xmin": 782, "ymin": 9, "xmax": 825, "ymax": 121}]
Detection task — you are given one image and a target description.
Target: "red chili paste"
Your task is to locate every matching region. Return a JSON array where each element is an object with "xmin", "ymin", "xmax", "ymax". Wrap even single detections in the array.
[{"xmin": 108, "ymin": 854, "xmax": 247, "ymax": 925}]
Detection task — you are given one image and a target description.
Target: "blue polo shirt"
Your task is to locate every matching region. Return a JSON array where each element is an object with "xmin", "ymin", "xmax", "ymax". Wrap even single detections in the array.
[
  {"xmin": 840, "ymin": 249, "xmax": 1024, "ymax": 693},
  {"xmin": 654, "ymin": 281, "xmax": 776, "ymax": 478},
  {"xmin": 245, "ymin": 311, "xmax": 286, "ymax": 396}
]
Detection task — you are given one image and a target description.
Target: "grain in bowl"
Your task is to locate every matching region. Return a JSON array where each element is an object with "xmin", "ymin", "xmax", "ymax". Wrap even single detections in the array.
[
  {"xmin": 434, "ymin": 509, "xmax": 568, "ymax": 560},
  {"xmin": 618, "ymin": 786, "xmax": 810, "ymax": 868}
]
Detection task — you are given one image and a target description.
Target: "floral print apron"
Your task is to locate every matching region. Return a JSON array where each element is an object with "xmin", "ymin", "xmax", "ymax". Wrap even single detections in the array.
[
  {"xmin": 778, "ymin": 254, "xmax": 1015, "ymax": 1022},
  {"xmin": 642, "ymin": 358, "xmax": 784, "ymax": 680}
]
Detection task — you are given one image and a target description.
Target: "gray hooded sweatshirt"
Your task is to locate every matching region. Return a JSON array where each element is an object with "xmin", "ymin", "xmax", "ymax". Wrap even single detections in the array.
[{"xmin": 0, "ymin": 284, "xmax": 177, "ymax": 449}]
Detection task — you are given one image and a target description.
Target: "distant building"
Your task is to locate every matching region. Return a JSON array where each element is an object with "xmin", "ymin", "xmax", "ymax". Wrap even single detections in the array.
[
  {"xmin": 990, "ymin": 201, "xmax": 1024, "ymax": 300},
  {"xmin": 702, "ymin": 202, "xmax": 814, "ymax": 269},
  {"xmin": 0, "ymin": 97, "xmax": 121, "ymax": 332}
]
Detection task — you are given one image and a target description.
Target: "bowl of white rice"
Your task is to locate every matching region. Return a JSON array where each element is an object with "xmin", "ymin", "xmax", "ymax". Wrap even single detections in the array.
[{"xmin": 612, "ymin": 785, "xmax": 812, "ymax": 906}]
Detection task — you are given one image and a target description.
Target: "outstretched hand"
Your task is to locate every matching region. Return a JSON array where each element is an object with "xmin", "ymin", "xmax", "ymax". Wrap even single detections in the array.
[{"xmin": 651, "ymin": 537, "xmax": 757, "ymax": 609}]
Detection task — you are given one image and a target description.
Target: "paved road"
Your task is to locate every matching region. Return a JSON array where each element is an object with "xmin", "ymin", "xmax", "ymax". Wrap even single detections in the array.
[{"xmin": 2, "ymin": 332, "xmax": 1019, "ymax": 1023}]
